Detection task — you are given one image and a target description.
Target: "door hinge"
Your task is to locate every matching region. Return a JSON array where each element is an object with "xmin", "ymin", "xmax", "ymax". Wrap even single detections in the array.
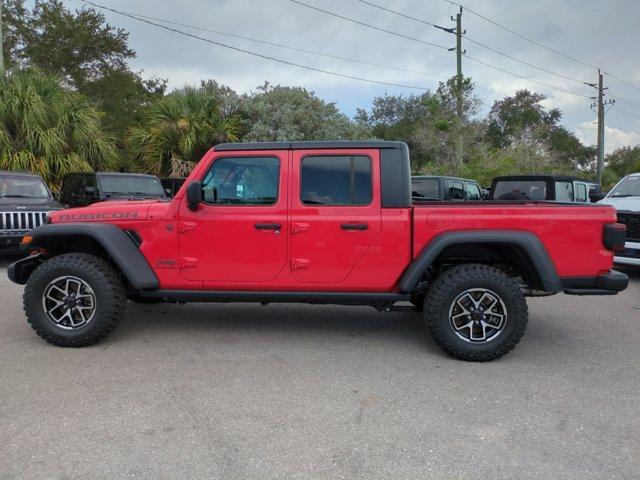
[
  {"xmin": 291, "ymin": 222, "xmax": 309, "ymax": 234},
  {"xmin": 180, "ymin": 257, "xmax": 198, "ymax": 268},
  {"xmin": 179, "ymin": 222, "xmax": 197, "ymax": 234},
  {"xmin": 291, "ymin": 258, "xmax": 309, "ymax": 270}
]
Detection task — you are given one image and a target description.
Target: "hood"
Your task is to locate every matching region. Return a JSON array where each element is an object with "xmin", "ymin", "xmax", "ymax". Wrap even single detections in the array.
[
  {"xmin": 49, "ymin": 199, "xmax": 156, "ymax": 223},
  {"xmin": 598, "ymin": 196, "xmax": 640, "ymax": 212},
  {"xmin": 0, "ymin": 197, "xmax": 63, "ymax": 210}
]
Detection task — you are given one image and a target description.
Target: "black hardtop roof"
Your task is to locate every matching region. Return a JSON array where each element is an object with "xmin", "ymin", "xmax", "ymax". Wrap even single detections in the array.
[
  {"xmin": 492, "ymin": 174, "xmax": 595, "ymax": 183},
  {"xmin": 0, "ymin": 170, "xmax": 44, "ymax": 178},
  {"xmin": 65, "ymin": 171, "xmax": 159, "ymax": 178},
  {"xmin": 214, "ymin": 141, "xmax": 407, "ymax": 151},
  {"xmin": 412, "ymin": 175, "xmax": 479, "ymax": 183}
]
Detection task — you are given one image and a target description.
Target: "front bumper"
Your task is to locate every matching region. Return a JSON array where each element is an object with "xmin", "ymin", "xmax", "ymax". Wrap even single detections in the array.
[
  {"xmin": 0, "ymin": 234, "xmax": 27, "ymax": 255},
  {"xmin": 562, "ymin": 270, "xmax": 629, "ymax": 295},
  {"xmin": 614, "ymin": 240, "xmax": 640, "ymax": 266}
]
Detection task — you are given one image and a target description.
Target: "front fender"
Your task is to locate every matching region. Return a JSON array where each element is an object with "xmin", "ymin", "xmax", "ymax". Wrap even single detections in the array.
[{"xmin": 11, "ymin": 223, "xmax": 159, "ymax": 290}]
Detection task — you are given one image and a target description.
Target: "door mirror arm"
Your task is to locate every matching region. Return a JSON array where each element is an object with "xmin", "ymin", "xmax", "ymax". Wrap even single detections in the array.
[{"xmin": 186, "ymin": 181, "xmax": 203, "ymax": 211}]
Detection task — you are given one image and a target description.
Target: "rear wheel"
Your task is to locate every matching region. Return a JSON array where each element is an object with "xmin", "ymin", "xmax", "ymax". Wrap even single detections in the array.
[
  {"xmin": 424, "ymin": 264, "xmax": 528, "ymax": 361},
  {"xmin": 23, "ymin": 253, "xmax": 126, "ymax": 347}
]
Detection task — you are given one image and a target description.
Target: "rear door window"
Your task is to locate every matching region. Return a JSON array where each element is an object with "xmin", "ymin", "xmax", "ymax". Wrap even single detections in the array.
[
  {"xmin": 449, "ymin": 181, "xmax": 465, "ymax": 200},
  {"xmin": 465, "ymin": 183, "xmax": 482, "ymax": 200},
  {"xmin": 493, "ymin": 181, "xmax": 547, "ymax": 200},
  {"xmin": 555, "ymin": 181, "xmax": 574, "ymax": 202},
  {"xmin": 575, "ymin": 183, "xmax": 588, "ymax": 202},
  {"xmin": 300, "ymin": 155, "xmax": 372, "ymax": 206},
  {"xmin": 411, "ymin": 178, "xmax": 440, "ymax": 200}
]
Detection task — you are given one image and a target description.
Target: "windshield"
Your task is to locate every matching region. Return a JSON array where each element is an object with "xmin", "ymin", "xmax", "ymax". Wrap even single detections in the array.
[
  {"xmin": 608, "ymin": 175, "xmax": 640, "ymax": 197},
  {"xmin": 492, "ymin": 180, "xmax": 547, "ymax": 200},
  {"xmin": 0, "ymin": 176, "xmax": 50, "ymax": 199},
  {"xmin": 411, "ymin": 178, "xmax": 440, "ymax": 200},
  {"xmin": 99, "ymin": 175, "xmax": 166, "ymax": 197}
]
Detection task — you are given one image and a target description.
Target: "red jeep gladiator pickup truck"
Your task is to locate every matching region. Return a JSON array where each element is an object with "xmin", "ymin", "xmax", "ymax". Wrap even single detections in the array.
[{"xmin": 8, "ymin": 141, "xmax": 628, "ymax": 361}]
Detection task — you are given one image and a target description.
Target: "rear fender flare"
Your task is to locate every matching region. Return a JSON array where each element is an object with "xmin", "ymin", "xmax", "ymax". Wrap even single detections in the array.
[{"xmin": 398, "ymin": 230, "xmax": 562, "ymax": 293}]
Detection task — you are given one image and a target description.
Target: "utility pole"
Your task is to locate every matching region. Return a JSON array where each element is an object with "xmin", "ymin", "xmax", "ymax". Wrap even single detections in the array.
[
  {"xmin": 455, "ymin": 7, "xmax": 463, "ymax": 124},
  {"xmin": 585, "ymin": 70, "xmax": 614, "ymax": 185},
  {"xmin": 436, "ymin": 7, "xmax": 465, "ymax": 168}
]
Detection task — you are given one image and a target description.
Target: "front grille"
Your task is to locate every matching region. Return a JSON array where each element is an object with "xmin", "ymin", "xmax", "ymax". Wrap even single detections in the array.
[
  {"xmin": 0, "ymin": 211, "xmax": 48, "ymax": 233},
  {"xmin": 617, "ymin": 212, "xmax": 640, "ymax": 242}
]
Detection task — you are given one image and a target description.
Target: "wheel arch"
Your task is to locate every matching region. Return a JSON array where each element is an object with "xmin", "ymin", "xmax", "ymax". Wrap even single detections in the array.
[
  {"xmin": 398, "ymin": 230, "xmax": 562, "ymax": 294},
  {"xmin": 10, "ymin": 223, "xmax": 159, "ymax": 290}
]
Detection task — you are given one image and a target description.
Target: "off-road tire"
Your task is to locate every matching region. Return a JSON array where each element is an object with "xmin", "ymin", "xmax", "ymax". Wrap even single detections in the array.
[
  {"xmin": 424, "ymin": 264, "xmax": 528, "ymax": 362},
  {"xmin": 23, "ymin": 253, "xmax": 126, "ymax": 347}
]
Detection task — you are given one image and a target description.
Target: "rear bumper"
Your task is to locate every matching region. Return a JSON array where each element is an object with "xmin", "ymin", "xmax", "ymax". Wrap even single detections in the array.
[
  {"xmin": 613, "ymin": 240, "xmax": 640, "ymax": 266},
  {"xmin": 562, "ymin": 270, "xmax": 629, "ymax": 295}
]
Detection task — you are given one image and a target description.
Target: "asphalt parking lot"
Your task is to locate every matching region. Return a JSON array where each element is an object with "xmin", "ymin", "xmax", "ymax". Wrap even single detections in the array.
[{"xmin": 0, "ymin": 261, "xmax": 638, "ymax": 480}]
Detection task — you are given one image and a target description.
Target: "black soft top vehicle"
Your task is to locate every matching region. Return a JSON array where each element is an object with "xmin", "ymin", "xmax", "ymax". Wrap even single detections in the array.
[
  {"xmin": 60, "ymin": 172, "xmax": 167, "ymax": 207},
  {"xmin": 489, "ymin": 174, "xmax": 599, "ymax": 202},
  {"xmin": 411, "ymin": 175, "xmax": 483, "ymax": 202},
  {"xmin": 0, "ymin": 171, "xmax": 63, "ymax": 254}
]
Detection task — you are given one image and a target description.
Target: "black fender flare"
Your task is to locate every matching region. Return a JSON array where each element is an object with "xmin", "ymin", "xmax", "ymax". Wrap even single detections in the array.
[
  {"xmin": 398, "ymin": 230, "xmax": 562, "ymax": 293},
  {"xmin": 10, "ymin": 223, "xmax": 159, "ymax": 289}
]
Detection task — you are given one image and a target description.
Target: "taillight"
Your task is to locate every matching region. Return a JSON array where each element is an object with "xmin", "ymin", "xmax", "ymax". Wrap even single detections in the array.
[{"xmin": 603, "ymin": 223, "xmax": 626, "ymax": 252}]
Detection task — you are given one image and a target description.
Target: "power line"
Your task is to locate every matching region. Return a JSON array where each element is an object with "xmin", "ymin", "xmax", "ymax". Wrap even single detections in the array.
[
  {"xmin": 609, "ymin": 94, "xmax": 640, "ymax": 112},
  {"xmin": 67, "ymin": 3, "xmax": 452, "ymax": 82},
  {"xmin": 610, "ymin": 107, "xmax": 640, "ymax": 121},
  {"xmin": 464, "ymin": 54, "xmax": 591, "ymax": 99},
  {"xmin": 76, "ymin": 0, "xmax": 434, "ymax": 92},
  {"xmin": 289, "ymin": 0, "xmax": 449, "ymax": 51},
  {"xmin": 445, "ymin": 0, "xmax": 598, "ymax": 70},
  {"xmin": 446, "ymin": 0, "xmax": 640, "ymax": 94},
  {"xmin": 294, "ymin": 0, "xmax": 592, "ymax": 101},
  {"xmin": 359, "ymin": 0, "xmax": 589, "ymax": 87},
  {"xmin": 358, "ymin": 0, "xmax": 438, "ymax": 27},
  {"xmin": 606, "ymin": 72, "xmax": 640, "ymax": 94}
]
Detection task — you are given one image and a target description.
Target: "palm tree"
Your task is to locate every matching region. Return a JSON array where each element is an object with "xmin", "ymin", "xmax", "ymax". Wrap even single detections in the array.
[
  {"xmin": 127, "ymin": 86, "xmax": 240, "ymax": 177},
  {"xmin": 0, "ymin": 69, "xmax": 118, "ymax": 190}
]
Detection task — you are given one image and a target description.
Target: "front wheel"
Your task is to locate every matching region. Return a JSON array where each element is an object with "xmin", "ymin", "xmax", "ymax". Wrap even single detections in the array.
[
  {"xmin": 424, "ymin": 264, "xmax": 528, "ymax": 361},
  {"xmin": 23, "ymin": 253, "xmax": 126, "ymax": 347}
]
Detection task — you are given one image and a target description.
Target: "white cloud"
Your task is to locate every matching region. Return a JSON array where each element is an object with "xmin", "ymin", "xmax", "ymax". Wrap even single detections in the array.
[{"xmin": 574, "ymin": 122, "xmax": 640, "ymax": 152}]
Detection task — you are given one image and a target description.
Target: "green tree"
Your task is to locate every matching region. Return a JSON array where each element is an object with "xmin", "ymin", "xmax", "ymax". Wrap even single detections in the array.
[
  {"xmin": 240, "ymin": 83, "xmax": 369, "ymax": 142},
  {"xmin": 606, "ymin": 146, "xmax": 640, "ymax": 178},
  {"xmin": 0, "ymin": 69, "xmax": 118, "ymax": 189},
  {"xmin": 127, "ymin": 86, "xmax": 241, "ymax": 177},
  {"xmin": 356, "ymin": 76, "xmax": 482, "ymax": 173},
  {"xmin": 486, "ymin": 90, "xmax": 594, "ymax": 174},
  {"xmin": 4, "ymin": 0, "xmax": 166, "ymax": 141}
]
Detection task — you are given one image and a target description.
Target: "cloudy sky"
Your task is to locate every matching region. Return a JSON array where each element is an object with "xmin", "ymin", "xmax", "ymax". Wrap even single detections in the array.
[{"xmin": 67, "ymin": 0, "xmax": 640, "ymax": 152}]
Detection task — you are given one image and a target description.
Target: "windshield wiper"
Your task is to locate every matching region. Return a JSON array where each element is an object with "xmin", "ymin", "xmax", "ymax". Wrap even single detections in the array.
[{"xmin": 610, "ymin": 194, "xmax": 640, "ymax": 198}]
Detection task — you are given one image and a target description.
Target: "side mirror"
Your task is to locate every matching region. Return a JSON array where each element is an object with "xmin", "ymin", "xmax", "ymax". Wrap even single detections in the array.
[
  {"xmin": 589, "ymin": 192, "xmax": 606, "ymax": 202},
  {"xmin": 186, "ymin": 181, "xmax": 202, "ymax": 211}
]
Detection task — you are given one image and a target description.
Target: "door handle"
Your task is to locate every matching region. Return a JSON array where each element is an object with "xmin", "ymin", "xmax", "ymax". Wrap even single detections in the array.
[
  {"xmin": 341, "ymin": 223, "xmax": 368, "ymax": 231},
  {"xmin": 254, "ymin": 223, "xmax": 282, "ymax": 230}
]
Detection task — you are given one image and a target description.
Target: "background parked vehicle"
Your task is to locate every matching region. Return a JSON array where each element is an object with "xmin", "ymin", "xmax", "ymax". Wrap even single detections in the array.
[
  {"xmin": 161, "ymin": 177, "xmax": 186, "ymax": 198},
  {"xmin": 60, "ymin": 172, "xmax": 167, "ymax": 207},
  {"xmin": 489, "ymin": 175, "xmax": 598, "ymax": 202},
  {"xmin": 0, "ymin": 171, "xmax": 63, "ymax": 255},
  {"xmin": 598, "ymin": 173, "xmax": 640, "ymax": 266},
  {"xmin": 411, "ymin": 175, "xmax": 483, "ymax": 202}
]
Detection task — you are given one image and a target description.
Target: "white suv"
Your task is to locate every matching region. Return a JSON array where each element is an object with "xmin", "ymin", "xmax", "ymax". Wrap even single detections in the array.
[{"xmin": 598, "ymin": 173, "xmax": 640, "ymax": 266}]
